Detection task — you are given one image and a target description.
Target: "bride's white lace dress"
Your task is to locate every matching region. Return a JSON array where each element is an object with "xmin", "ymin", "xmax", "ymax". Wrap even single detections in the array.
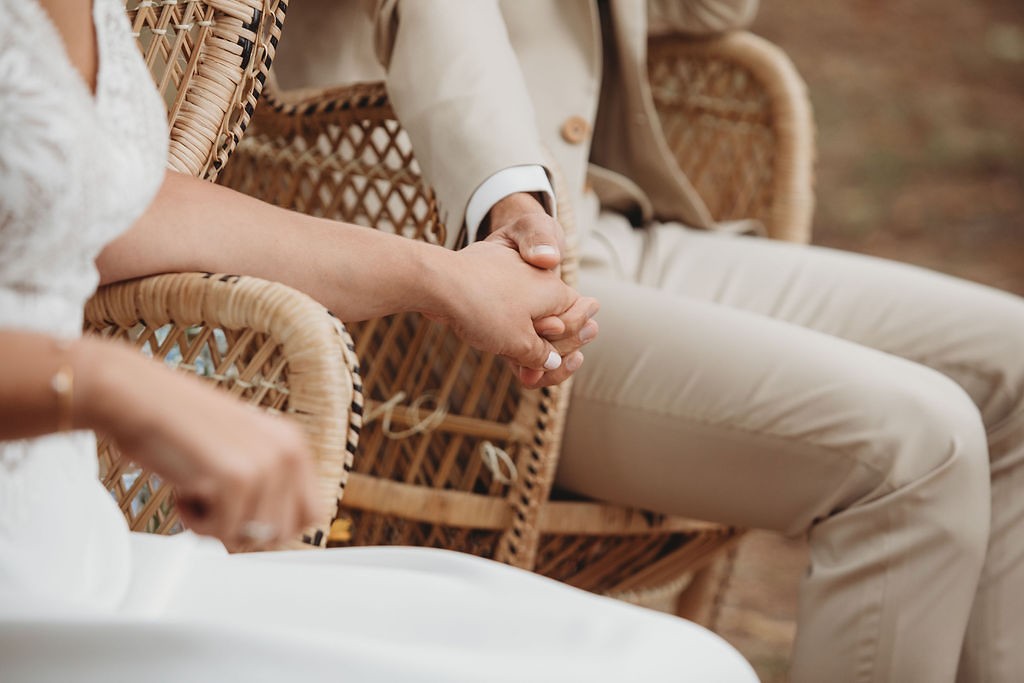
[{"xmin": 0, "ymin": 1, "xmax": 754, "ymax": 680}]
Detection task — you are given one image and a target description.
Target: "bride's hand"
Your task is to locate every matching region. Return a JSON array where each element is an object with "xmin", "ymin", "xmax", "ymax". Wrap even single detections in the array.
[
  {"xmin": 421, "ymin": 241, "xmax": 598, "ymax": 387},
  {"xmin": 74, "ymin": 338, "xmax": 321, "ymax": 550}
]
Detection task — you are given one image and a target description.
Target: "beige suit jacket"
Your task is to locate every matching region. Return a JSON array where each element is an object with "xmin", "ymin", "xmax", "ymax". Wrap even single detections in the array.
[{"xmin": 274, "ymin": 0, "xmax": 758, "ymax": 249}]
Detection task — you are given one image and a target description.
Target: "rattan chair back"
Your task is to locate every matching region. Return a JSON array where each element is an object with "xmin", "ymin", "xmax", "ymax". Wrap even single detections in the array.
[
  {"xmin": 86, "ymin": 1, "xmax": 362, "ymax": 548},
  {"xmin": 649, "ymin": 32, "xmax": 815, "ymax": 242}
]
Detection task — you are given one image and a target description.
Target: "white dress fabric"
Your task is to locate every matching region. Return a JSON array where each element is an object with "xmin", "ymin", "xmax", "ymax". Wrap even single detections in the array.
[{"xmin": 0, "ymin": 1, "xmax": 756, "ymax": 680}]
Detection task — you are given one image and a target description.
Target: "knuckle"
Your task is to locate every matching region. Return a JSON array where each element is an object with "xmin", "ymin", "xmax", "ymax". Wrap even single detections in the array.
[
  {"xmin": 226, "ymin": 463, "xmax": 257, "ymax": 490},
  {"xmin": 564, "ymin": 309, "xmax": 587, "ymax": 330},
  {"xmin": 550, "ymin": 338, "xmax": 576, "ymax": 355},
  {"xmin": 512, "ymin": 338, "xmax": 539, "ymax": 365},
  {"xmin": 535, "ymin": 372, "xmax": 560, "ymax": 389},
  {"xmin": 279, "ymin": 439, "xmax": 306, "ymax": 466}
]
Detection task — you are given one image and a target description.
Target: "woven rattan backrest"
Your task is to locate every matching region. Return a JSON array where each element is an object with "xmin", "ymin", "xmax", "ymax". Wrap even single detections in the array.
[
  {"xmin": 223, "ymin": 83, "xmax": 446, "ymax": 242},
  {"xmin": 218, "ymin": 81, "xmax": 571, "ymax": 569},
  {"xmin": 126, "ymin": 0, "xmax": 287, "ymax": 180},
  {"xmin": 648, "ymin": 32, "xmax": 815, "ymax": 242}
]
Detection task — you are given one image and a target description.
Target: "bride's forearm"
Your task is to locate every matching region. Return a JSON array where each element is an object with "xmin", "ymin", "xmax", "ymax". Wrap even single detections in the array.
[
  {"xmin": 97, "ymin": 170, "xmax": 594, "ymax": 379},
  {"xmin": 0, "ymin": 332, "xmax": 146, "ymax": 441},
  {"xmin": 96, "ymin": 170, "xmax": 456, "ymax": 321}
]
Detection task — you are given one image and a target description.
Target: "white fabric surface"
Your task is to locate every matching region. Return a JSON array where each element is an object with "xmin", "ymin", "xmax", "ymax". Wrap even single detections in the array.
[{"xmin": 0, "ymin": 1, "xmax": 757, "ymax": 680}]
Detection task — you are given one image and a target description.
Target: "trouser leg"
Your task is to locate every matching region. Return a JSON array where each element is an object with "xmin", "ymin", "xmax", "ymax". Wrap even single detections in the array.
[{"xmin": 559, "ymin": 217, "xmax": 1024, "ymax": 681}]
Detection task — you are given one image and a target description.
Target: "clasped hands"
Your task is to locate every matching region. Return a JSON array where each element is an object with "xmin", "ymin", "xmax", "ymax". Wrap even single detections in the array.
[{"xmin": 477, "ymin": 192, "xmax": 598, "ymax": 389}]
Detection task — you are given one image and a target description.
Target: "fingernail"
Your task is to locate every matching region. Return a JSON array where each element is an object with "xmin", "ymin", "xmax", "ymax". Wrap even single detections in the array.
[
  {"xmin": 531, "ymin": 245, "xmax": 559, "ymax": 257},
  {"xmin": 565, "ymin": 352, "xmax": 584, "ymax": 372},
  {"xmin": 544, "ymin": 351, "xmax": 562, "ymax": 370},
  {"xmin": 579, "ymin": 323, "xmax": 596, "ymax": 343}
]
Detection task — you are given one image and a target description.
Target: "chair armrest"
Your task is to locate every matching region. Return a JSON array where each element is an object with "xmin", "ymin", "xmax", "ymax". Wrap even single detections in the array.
[
  {"xmin": 648, "ymin": 30, "xmax": 816, "ymax": 242},
  {"xmin": 84, "ymin": 272, "xmax": 362, "ymax": 548}
]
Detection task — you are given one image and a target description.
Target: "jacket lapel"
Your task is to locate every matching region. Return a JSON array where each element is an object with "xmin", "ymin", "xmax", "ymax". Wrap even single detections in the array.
[{"xmin": 597, "ymin": 0, "xmax": 715, "ymax": 229}]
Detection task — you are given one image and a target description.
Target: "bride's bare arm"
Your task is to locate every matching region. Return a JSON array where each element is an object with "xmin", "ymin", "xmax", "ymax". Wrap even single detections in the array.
[
  {"xmin": 97, "ymin": 170, "xmax": 595, "ymax": 380},
  {"xmin": 0, "ymin": 330, "xmax": 319, "ymax": 548}
]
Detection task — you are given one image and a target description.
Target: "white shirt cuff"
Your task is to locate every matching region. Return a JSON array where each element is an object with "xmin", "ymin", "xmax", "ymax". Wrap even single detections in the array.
[{"xmin": 464, "ymin": 165, "xmax": 556, "ymax": 242}]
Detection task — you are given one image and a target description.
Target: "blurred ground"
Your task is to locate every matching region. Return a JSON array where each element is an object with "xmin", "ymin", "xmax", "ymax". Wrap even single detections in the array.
[
  {"xmin": 759, "ymin": 0, "xmax": 1024, "ymax": 294},
  {"xmin": 715, "ymin": 2, "xmax": 1024, "ymax": 681}
]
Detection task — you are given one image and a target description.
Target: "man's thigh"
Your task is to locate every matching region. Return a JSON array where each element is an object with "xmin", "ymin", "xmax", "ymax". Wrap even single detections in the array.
[
  {"xmin": 558, "ymin": 222, "xmax": 1008, "ymax": 531},
  {"xmin": 635, "ymin": 224, "xmax": 1024, "ymax": 415}
]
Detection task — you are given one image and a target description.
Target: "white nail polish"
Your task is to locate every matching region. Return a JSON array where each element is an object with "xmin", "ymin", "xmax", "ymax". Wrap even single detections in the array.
[
  {"xmin": 544, "ymin": 351, "xmax": 562, "ymax": 371},
  {"xmin": 532, "ymin": 245, "xmax": 559, "ymax": 257}
]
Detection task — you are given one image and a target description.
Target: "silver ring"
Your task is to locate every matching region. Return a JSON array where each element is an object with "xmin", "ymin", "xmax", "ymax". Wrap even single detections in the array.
[{"xmin": 239, "ymin": 520, "xmax": 277, "ymax": 545}]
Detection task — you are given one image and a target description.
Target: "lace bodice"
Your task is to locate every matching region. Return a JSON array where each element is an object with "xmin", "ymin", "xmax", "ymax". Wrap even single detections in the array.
[
  {"xmin": 0, "ymin": 0, "xmax": 168, "ymax": 336},
  {"xmin": 0, "ymin": 0, "xmax": 169, "ymax": 611}
]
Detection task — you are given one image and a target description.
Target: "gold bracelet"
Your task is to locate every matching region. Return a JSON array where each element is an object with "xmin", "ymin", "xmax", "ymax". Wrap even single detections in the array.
[{"xmin": 51, "ymin": 364, "xmax": 74, "ymax": 432}]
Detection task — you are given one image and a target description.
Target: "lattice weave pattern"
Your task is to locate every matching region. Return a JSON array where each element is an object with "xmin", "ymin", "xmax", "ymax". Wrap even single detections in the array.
[
  {"xmin": 221, "ymin": 83, "xmax": 446, "ymax": 243},
  {"xmin": 648, "ymin": 32, "xmax": 815, "ymax": 242},
  {"xmin": 650, "ymin": 51, "xmax": 774, "ymax": 224}
]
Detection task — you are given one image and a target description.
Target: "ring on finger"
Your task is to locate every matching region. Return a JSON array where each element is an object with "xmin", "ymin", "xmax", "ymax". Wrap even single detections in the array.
[{"xmin": 239, "ymin": 520, "xmax": 277, "ymax": 545}]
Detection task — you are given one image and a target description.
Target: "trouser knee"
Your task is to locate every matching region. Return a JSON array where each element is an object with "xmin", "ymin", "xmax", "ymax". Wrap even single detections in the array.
[{"xmin": 837, "ymin": 372, "xmax": 991, "ymax": 560}]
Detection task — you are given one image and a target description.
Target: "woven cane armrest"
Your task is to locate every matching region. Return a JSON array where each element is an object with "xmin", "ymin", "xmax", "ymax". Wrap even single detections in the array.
[
  {"xmin": 218, "ymin": 81, "xmax": 571, "ymax": 569},
  {"xmin": 85, "ymin": 273, "xmax": 361, "ymax": 547},
  {"xmin": 648, "ymin": 30, "xmax": 815, "ymax": 242},
  {"xmin": 125, "ymin": 0, "xmax": 287, "ymax": 181}
]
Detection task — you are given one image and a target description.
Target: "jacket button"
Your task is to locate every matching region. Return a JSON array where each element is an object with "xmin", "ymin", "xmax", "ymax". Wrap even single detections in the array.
[{"xmin": 560, "ymin": 116, "xmax": 590, "ymax": 145}]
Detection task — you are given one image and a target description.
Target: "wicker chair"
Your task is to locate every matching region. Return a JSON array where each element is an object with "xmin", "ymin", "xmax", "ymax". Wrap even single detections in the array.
[
  {"xmin": 216, "ymin": 25, "xmax": 815, "ymax": 619},
  {"xmin": 84, "ymin": 0, "xmax": 362, "ymax": 550}
]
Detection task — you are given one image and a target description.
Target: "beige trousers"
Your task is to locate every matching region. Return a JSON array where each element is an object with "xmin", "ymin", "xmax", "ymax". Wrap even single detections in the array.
[{"xmin": 557, "ymin": 207, "xmax": 1024, "ymax": 683}]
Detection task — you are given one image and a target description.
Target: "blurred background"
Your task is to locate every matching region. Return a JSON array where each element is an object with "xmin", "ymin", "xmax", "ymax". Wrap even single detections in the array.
[
  {"xmin": 715, "ymin": 1, "xmax": 1024, "ymax": 680},
  {"xmin": 762, "ymin": 0, "xmax": 1023, "ymax": 294}
]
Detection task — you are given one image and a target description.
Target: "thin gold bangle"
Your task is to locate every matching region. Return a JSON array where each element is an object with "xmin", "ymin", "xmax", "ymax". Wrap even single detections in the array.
[{"xmin": 51, "ymin": 364, "xmax": 74, "ymax": 432}]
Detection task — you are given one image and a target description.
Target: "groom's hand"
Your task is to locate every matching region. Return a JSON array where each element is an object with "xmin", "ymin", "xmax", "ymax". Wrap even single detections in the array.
[
  {"xmin": 483, "ymin": 193, "xmax": 598, "ymax": 389},
  {"xmin": 483, "ymin": 192, "xmax": 565, "ymax": 271}
]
